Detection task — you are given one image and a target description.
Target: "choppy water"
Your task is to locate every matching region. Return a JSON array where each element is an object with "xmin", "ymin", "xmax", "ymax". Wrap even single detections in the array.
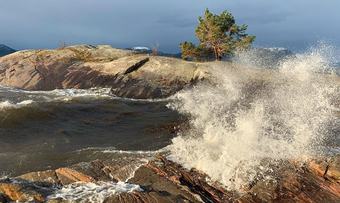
[{"xmin": 0, "ymin": 87, "xmax": 180, "ymax": 176}]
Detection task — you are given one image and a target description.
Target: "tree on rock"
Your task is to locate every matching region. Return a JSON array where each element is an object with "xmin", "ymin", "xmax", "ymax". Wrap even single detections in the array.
[{"xmin": 181, "ymin": 9, "xmax": 255, "ymax": 61}]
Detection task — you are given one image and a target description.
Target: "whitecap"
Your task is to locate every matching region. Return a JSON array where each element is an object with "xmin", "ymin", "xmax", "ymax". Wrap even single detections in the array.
[{"xmin": 0, "ymin": 100, "xmax": 34, "ymax": 110}]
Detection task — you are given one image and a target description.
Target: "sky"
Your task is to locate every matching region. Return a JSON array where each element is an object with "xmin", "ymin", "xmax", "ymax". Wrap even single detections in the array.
[{"xmin": 1, "ymin": 0, "xmax": 340, "ymax": 53}]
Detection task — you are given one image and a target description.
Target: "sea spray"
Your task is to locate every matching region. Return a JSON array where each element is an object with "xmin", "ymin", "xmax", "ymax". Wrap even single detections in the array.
[{"xmin": 167, "ymin": 44, "xmax": 339, "ymax": 190}]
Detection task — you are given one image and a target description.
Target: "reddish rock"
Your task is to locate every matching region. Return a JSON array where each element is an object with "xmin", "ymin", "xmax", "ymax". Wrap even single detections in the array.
[
  {"xmin": 2, "ymin": 155, "xmax": 340, "ymax": 203},
  {"xmin": 55, "ymin": 167, "xmax": 95, "ymax": 185},
  {"xmin": 18, "ymin": 170, "xmax": 60, "ymax": 185},
  {"xmin": 0, "ymin": 179, "xmax": 51, "ymax": 202},
  {"xmin": 69, "ymin": 160, "xmax": 118, "ymax": 182}
]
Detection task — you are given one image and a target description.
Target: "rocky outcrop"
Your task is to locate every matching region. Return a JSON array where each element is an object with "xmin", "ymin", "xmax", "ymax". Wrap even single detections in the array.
[
  {"xmin": 1, "ymin": 44, "xmax": 339, "ymax": 99},
  {"xmin": 1, "ymin": 155, "xmax": 339, "ymax": 203},
  {"xmin": 0, "ymin": 45, "xmax": 208, "ymax": 99}
]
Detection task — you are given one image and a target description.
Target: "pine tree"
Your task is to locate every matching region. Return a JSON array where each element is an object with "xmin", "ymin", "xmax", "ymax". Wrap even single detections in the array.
[{"xmin": 181, "ymin": 9, "xmax": 255, "ymax": 61}]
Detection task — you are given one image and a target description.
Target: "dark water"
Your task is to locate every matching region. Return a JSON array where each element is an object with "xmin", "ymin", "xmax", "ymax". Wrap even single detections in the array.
[{"xmin": 0, "ymin": 87, "xmax": 180, "ymax": 176}]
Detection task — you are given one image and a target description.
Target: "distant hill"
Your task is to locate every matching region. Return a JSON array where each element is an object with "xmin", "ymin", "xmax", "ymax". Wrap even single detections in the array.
[
  {"xmin": 0, "ymin": 44, "xmax": 16, "ymax": 57},
  {"xmin": 125, "ymin": 47, "xmax": 181, "ymax": 58},
  {"xmin": 158, "ymin": 51, "xmax": 181, "ymax": 58}
]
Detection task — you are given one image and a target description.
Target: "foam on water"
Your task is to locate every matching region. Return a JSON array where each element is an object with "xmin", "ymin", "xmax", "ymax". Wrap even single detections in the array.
[
  {"xmin": 167, "ymin": 44, "xmax": 340, "ymax": 190},
  {"xmin": 48, "ymin": 181, "xmax": 142, "ymax": 203},
  {"xmin": 0, "ymin": 86, "xmax": 171, "ymax": 111},
  {"xmin": 0, "ymin": 100, "xmax": 34, "ymax": 110},
  {"xmin": 0, "ymin": 87, "xmax": 114, "ymax": 111},
  {"xmin": 75, "ymin": 146, "xmax": 163, "ymax": 155}
]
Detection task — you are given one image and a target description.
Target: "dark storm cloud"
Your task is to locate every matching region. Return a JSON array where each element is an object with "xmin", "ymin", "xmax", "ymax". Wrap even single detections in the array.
[
  {"xmin": 0, "ymin": 0, "xmax": 339, "ymax": 53},
  {"xmin": 241, "ymin": 11, "xmax": 290, "ymax": 25},
  {"xmin": 156, "ymin": 15, "xmax": 196, "ymax": 28}
]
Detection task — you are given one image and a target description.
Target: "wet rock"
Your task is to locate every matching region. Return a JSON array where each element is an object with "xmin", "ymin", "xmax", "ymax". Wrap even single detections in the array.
[
  {"xmin": 3, "ymin": 155, "xmax": 340, "ymax": 202},
  {"xmin": 0, "ymin": 193, "xmax": 10, "ymax": 203},
  {"xmin": 68, "ymin": 160, "xmax": 118, "ymax": 182},
  {"xmin": 128, "ymin": 165, "xmax": 201, "ymax": 203},
  {"xmin": 55, "ymin": 168, "xmax": 95, "ymax": 185},
  {"xmin": 130, "ymin": 156, "xmax": 340, "ymax": 203},
  {"xmin": 104, "ymin": 191, "xmax": 194, "ymax": 203},
  {"xmin": 136, "ymin": 156, "xmax": 236, "ymax": 202},
  {"xmin": 308, "ymin": 156, "xmax": 340, "ymax": 182},
  {"xmin": 18, "ymin": 170, "xmax": 60, "ymax": 185},
  {"xmin": 16, "ymin": 160, "xmax": 115, "ymax": 186},
  {"xmin": 0, "ymin": 178, "xmax": 53, "ymax": 202}
]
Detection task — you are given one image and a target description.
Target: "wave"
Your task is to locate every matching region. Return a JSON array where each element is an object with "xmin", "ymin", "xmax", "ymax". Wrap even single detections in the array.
[
  {"xmin": 0, "ymin": 87, "xmax": 113, "ymax": 112},
  {"xmin": 0, "ymin": 86, "xmax": 172, "ymax": 110},
  {"xmin": 167, "ymin": 43, "xmax": 340, "ymax": 190}
]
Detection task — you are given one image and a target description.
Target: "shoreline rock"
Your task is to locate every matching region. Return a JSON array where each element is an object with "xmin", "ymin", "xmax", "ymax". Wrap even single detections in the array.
[{"xmin": 1, "ymin": 155, "xmax": 339, "ymax": 202}]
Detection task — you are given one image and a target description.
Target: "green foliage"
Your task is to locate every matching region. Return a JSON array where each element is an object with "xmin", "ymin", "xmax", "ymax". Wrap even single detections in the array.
[
  {"xmin": 181, "ymin": 9, "xmax": 255, "ymax": 61},
  {"xmin": 180, "ymin": 41, "xmax": 213, "ymax": 61},
  {"xmin": 180, "ymin": 42, "xmax": 200, "ymax": 60}
]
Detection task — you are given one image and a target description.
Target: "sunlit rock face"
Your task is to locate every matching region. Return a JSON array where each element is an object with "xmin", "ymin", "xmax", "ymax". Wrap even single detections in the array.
[{"xmin": 0, "ymin": 45, "xmax": 209, "ymax": 99}]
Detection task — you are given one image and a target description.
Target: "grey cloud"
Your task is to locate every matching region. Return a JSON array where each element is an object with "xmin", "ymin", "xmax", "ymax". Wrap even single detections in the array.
[
  {"xmin": 0, "ymin": 0, "xmax": 339, "ymax": 53},
  {"xmin": 156, "ymin": 16, "xmax": 196, "ymax": 28},
  {"xmin": 241, "ymin": 11, "xmax": 290, "ymax": 25}
]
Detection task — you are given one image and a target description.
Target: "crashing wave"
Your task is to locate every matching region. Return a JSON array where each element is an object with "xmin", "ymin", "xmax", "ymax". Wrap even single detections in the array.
[
  {"xmin": 232, "ymin": 47, "xmax": 294, "ymax": 68},
  {"xmin": 167, "ymin": 43, "xmax": 340, "ymax": 190}
]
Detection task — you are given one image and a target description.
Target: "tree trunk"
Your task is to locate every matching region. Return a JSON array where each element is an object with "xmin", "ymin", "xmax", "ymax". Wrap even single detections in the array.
[
  {"xmin": 213, "ymin": 46, "xmax": 222, "ymax": 61},
  {"xmin": 213, "ymin": 47, "xmax": 219, "ymax": 61}
]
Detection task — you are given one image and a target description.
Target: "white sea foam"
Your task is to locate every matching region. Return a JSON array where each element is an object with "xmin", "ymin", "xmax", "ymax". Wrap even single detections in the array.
[
  {"xmin": 75, "ymin": 147, "xmax": 162, "ymax": 155},
  {"xmin": 48, "ymin": 181, "xmax": 142, "ymax": 203},
  {"xmin": 0, "ymin": 100, "xmax": 34, "ymax": 110},
  {"xmin": 0, "ymin": 87, "xmax": 114, "ymax": 109},
  {"xmin": 0, "ymin": 86, "xmax": 170, "ymax": 108},
  {"xmin": 101, "ymin": 149, "xmax": 163, "ymax": 154},
  {"xmin": 167, "ymin": 44, "xmax": 339, "ymax": 190},
  {"xmin": 13, "ymin": 87, "xmax": 112, "ymax": 101}
]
